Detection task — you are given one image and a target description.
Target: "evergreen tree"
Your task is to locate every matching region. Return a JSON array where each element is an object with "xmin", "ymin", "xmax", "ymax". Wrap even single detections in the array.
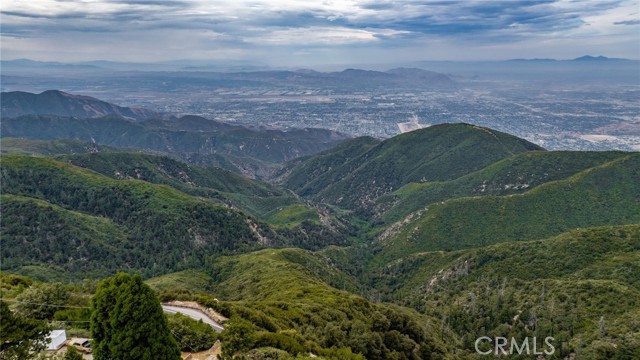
[
  {"xmin": 90, "ymin": 273, "xmax": 181, "ymax": 360},
  {"xmin": 0, "ymin": 300, "xmax": 49, "ymax": 360}
]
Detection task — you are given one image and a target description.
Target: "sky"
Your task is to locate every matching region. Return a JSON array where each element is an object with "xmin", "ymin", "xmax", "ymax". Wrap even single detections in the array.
[{"xmin": 1, "ymin": 0, "xmax": 639, "ymax": 67}]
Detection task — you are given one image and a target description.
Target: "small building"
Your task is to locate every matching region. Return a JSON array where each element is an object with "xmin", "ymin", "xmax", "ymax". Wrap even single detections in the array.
[{"xmin": 47, "ymin": 330, "xmax": 67, "ymax": 351}]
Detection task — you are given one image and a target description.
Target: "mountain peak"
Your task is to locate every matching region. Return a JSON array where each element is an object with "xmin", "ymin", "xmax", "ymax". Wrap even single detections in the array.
[
  {"xmin": 40, "ymin": 89, "xmax": 94, "ymax": 100},
  {"xmin": 572, "ymin": 55, "xmax": 626, "ymax": 61}
]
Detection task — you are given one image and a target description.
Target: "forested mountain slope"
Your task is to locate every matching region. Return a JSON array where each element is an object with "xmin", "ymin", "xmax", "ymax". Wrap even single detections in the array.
[
  {"xmin": 0, "ymin": 137, "xmax": 117, "ymax": 156},
  {"xmin": 155, "ymin": 248, "xmax": 457, "ymax": 360},
  {"xmin": 58, "ymin": 152, "xmax": 322, "ymax": 225},
  {"xmin": 374, "ymin": 153, "xmax": 640, "ymax": 262},
  {"xmin": 374, "ymin": 150, "xmax": 630, "ymax": 224},
  {"xmin": 277, "ymin": 136, "xmax": 381, "ymax": 192},
  {"xmin": 1, "ymin": 114, "xmax": 348, "ymax": 178},
  {"xmin": 370, "ymin": 225, "xmax": 640, "ymax": 359},
  {"xmin": 280, "ymin": 123, "xmax": 543, "ymax": 212},
  {"xmin": 0, "ymin": 155, "xmax": 349, "ymax": 280}
]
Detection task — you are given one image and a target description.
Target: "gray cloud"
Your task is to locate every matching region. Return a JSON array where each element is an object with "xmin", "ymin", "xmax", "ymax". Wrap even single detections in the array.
[
  {"xmin": 104, "ymin": 0, "xmax": 192, "ymax": 6},
  {"xmin": 1, "ymin": 0, "xmax": 638, "ymax": 64},
  {"xmin": 0, "ymin": 10, "xmax": 87, "ymax": 19},
  {"xmin": 614, "ymin": 19, "xmax": 640, "ymax": 25}
]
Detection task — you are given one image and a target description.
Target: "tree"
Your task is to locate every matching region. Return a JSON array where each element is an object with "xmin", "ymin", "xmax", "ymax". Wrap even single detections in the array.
[
  {"xmin": 90, "ymin": 273, "xmax": 181, "ymax": 360},
  {"xmin": 0, "ymin": 300, "xmax": 49, "ymax": 360},
  {"xmin": 167, "ymin": 312, "xmax": 217, "ymax": 352},
  {"xmin": 64, "ymin": 347, "xmax": 83, "ymax": 360},
  {"xmin": 15, "ymin": 282, "xmax": 69, "ymax": 320},
  {"xmin": 221, "ymin": 318, "xmax": 256, "ymax": 358}
]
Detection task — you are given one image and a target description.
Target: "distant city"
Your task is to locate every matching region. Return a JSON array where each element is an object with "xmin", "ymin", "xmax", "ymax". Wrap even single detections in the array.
[{"xmin": 2, "ymin": 58, "xmax": 639, "ymax": 151}]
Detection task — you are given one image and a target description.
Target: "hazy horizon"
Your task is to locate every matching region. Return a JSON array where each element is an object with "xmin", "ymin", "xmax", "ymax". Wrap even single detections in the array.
[{"xmin": 2, "ymin": 54, "xmax": 638, "ymax": 75}]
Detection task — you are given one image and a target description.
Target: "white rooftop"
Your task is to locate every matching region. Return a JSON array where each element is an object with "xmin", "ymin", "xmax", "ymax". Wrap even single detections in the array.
[{"xmin": 49, "ymin": 330, "xmax": 66, "ymax": 337}]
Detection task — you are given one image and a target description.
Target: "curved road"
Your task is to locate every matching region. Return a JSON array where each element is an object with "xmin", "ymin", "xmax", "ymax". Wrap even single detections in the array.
[{"xmin": 162, "ymin": 305, "xmax": 224, "ymax": 332}]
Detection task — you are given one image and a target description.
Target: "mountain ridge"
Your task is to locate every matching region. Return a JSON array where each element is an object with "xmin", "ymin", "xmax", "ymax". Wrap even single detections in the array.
[
  {"xmin": 1, "ymin": 110, "xmax": 350, "ymax": 178},
  {"xmin": 281, "ymin": 123, "xmax": 544, "ymax": 212},
  {"xmin": 1, "ymin": 90, "xmax": 163, "ymax": 120},
  {"xmin": 373, "ymin": 153, "xmax": 640, "ymax": 262}
]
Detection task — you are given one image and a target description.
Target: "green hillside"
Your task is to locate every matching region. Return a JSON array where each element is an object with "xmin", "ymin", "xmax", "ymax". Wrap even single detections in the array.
[
  {"xmin": 60, "ymin": 152, "xmax": 277, "ymax": 195},
  {"xmin": 375, "ymin": 150, "xmax": 629, "ymax": 224},
  {"xmin": 0, "ymin": 136, "xmax": 269, "ymax": 177},
  {"xmin": 145, "ymin": 269, "xmax": 214, "ymax": 294},
  {"xmin": 0, "ymin": 155, "xmax": 349, "ymax": 279},
  {"xmin": 371, "ymin": 225, "xmax": 640, "ymax": 359},
  {"xmin": 58, "ymin": 152, "xmax": 320, "ymax": 225},
  {"xmin": 375, "ymin": 153, "xmax": 640, "ymax": 262},
  {"xmin": 0, "ymin": 137, "xmax": 116, "ymax": 156},
  {"xmin": 281, "ymin": 123, "xmax": 543, "ymax": 212},
  {"xmin": 164, "ymin": 248, "xmax": 456, "ymax": 359},
  {"xmin": 1, "ymin": 194, "xmax": 130, "ymax": 280},
  {"xmin": 278, "ymin": 136, "xmax": 381, "ymax": 193}
]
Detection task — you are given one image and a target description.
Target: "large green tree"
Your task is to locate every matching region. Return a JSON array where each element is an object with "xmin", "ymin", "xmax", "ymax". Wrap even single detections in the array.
[
  {"xmin": 15, "ymin": 282, "xmax": 69, "ymax": 320},
  {"xmin": 167, "ymin": 312, "xmax": 217, "ymax": 352},
  {"xmin": 90, "ymin": 273, "xmax": 181, "ymax": 360},
  {"xmin": 0, "ymin": 300, "xmax": 49, "ymax": 360}
]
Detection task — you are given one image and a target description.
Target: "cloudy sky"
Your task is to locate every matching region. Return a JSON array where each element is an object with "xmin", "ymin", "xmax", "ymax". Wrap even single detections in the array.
[{"xmin": 1, "ymin": 0, "xmax": 639, "ymax": 66}]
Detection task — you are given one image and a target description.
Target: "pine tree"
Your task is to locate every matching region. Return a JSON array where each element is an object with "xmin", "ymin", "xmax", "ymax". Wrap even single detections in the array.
[
  {"xmin": 0, "ymin": 300, "xmax": 49, "ymax": 360},
  {"xmin": 90, "ymin": 273, "xmax": 181, "ymax": 360}
]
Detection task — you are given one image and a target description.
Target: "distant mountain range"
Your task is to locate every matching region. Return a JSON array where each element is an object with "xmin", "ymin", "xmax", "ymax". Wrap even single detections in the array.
[
  {"xmin": 2, "ymin": 55, "xmax": 635, "ymax": 71},
  {"xmin": 0, "ymin": 90, "xmax": 163, "ymax": 120},
  {"xmin": 180, "ymin": 67, "xmax": 458, "ymax": 89},
  {"xmin": 508, "ymin": 55, "xmax": 634, "ymax": 62},
  {"xmin": 1, "ymin": 60, "xmax": 458, "ymax": 89},
  {"xmin": 0, "ymin": 58, "xmax": 103, "ymax": 69}
]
